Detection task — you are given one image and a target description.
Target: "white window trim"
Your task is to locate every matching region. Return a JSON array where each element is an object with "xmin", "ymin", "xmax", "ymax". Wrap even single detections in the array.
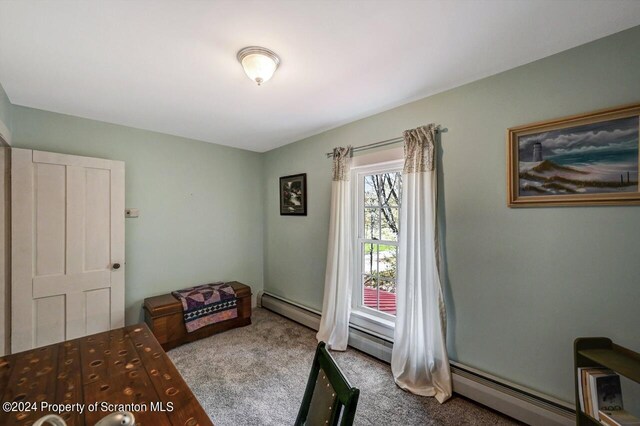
[{"xmin": 350, "ymin": 157, "xmax": 403, "ymax": 339}]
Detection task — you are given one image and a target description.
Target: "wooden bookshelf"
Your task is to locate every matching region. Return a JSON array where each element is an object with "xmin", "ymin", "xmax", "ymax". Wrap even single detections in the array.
[{"xmin": 574, "ymin": 337, "xmax": 640, "ymax": 425}]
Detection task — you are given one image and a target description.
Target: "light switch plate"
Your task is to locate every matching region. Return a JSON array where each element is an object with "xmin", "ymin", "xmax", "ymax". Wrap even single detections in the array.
[{"xmin": 125, "ymin": 208, "xmax": 139, "ymax": 218}]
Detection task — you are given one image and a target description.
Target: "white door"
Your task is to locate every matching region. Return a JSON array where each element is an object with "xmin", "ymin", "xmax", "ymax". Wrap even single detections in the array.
[{"xmin": 11, "ymin": 149, "xmax": 125, "ymax": 353}]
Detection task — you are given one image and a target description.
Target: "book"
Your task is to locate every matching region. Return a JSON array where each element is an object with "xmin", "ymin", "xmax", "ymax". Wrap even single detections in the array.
[
  {"xmin": 595, "ymin": 374, "xmax": 624, "ymax": 412},
  {"xmin": 579, "ymin": 367, "xmax": 597, "ymax": 412},
  {"xmin": 578, "ymin": 367, "xmax": 586, "ymax": 411},
  {"xmin": 589, "ymin": 371, "xmax": 623, "ymax": 420},
  {"xmin": 578, "ymin": 367, "xmax": 609, "ymax": 416},
  {"xmin": 599, "ymin": 410, "xmax": 640, "ymax": 426}
]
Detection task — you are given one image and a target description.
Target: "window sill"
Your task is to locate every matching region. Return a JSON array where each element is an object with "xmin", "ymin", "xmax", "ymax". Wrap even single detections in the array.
[{"xmin": 350, "ymin": 308, "xmax": 395, "ymax": 340}]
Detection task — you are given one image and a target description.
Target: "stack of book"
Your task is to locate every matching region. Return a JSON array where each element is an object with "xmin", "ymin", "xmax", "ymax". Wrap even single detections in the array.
[{"xmin": 577, "ymin": 367, "xmax": 640, "ymax": 425}]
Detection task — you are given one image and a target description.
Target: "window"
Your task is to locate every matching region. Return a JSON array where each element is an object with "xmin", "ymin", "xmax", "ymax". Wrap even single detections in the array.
[{"xmin": 351, "ymin": 160, "xmax": 402, "ymax": 333}]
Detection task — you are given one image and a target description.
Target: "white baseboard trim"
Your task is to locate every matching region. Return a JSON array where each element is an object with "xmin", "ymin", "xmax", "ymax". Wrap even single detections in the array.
[{"xmin": 260, "ymin": 291, "xmax": 574, "ymax": 426}]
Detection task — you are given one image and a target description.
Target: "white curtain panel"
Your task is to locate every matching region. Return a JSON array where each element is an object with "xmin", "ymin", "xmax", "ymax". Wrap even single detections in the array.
[
  {"xmin": 391, "ymin": 124, "xmax": 452, "ymax": 403},
  {"xmin": 317, "ymin": 146, "xmax": 353, "ymax": 351}
]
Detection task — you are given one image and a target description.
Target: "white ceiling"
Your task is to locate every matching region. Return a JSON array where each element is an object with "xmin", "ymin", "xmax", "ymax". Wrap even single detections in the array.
[{"xmin": 1, "ymin": 1, "xmax": 639, "ymax": 152}]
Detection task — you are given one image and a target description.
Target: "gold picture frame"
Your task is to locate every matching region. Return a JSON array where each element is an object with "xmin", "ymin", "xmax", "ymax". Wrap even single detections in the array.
[{"xmin": 507, "ymin": 103, "xmax": 640, "ymax": 207}]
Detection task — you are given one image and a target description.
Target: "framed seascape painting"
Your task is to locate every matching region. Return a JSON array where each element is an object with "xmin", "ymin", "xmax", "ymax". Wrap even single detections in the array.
[
  {"xmin": 280, "ymin": 173, "xmax": 307, "ymax": 215},
  {"xmin": 507, "ymin": 103, "xmax": 640, "ymax": 207}
]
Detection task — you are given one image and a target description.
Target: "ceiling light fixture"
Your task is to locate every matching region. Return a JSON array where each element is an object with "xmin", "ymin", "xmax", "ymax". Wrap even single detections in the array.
[{"xmin": 237, "ymin": 46, "xmax": 280, "ymax": 86}]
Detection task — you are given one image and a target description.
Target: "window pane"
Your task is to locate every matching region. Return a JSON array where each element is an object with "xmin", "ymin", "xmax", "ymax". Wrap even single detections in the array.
[
  {"xmin": 364, "ymin": 208, "xmax": 380, "ymax": 240},
  {"xmin": 379, "ymin": 279, "xmax": 397, "ymax": 315},
  {"xmin": 362, "ymin": 243, "xmax": 378, "ymax": 275},
  {"xmin": 379, "ymin": 245, "xmax": 397, "ymax": 281},
  {"xmin": 363, "ymin": 274, "xmax": 378, "ymax": 311},
  {"xmin": 380, "ymin": 207, "xmax": 399, "ymax": 241},
  {"xmin": 364, "ymin": 175, "xmax": 378, "ymax": 206},
  {"xmin": 366, "ymin": 173, "xmax": 402, "ymax": 207},
  {"xmin": 383, "ymin": 172, "xmax": 402, "ymax": 207}
]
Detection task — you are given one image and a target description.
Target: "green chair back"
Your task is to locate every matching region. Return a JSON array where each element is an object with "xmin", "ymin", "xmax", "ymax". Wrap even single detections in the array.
[{"xmin": 295, "ymin": 342, "xmax": 360, "ymax": 426}]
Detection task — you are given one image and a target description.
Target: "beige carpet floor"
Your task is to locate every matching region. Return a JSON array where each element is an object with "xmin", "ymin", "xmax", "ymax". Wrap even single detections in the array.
[{"xmin": 168, "ymin": 308, "xmax": 521, "ymax": 425}]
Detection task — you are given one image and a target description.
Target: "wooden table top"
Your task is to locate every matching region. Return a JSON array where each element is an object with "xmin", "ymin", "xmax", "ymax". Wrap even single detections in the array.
[{"xmin": 0, "ymin": 323, "xmax": 213, "ymax": 426}]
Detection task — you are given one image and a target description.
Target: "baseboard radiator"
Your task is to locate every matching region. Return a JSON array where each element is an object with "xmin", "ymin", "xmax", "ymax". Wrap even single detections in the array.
[{"xmin": 259, "ymin": 291, "xmax": 574, "ymax": 426}]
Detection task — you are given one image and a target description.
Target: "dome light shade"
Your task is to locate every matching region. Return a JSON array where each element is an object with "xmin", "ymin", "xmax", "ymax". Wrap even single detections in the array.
[{"xmin": 237, "ymin": 46, "xmax": 280, "ymax": 86}]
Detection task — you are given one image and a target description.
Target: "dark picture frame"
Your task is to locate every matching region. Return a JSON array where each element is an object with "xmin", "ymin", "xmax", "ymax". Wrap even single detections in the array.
[
  {"xmin": 280, "ymin": 173, "xmax": 307, "ymax": 215},
  {"xmin": 507, "ymin": 103, "xmax": 640, "ymax": 207}
]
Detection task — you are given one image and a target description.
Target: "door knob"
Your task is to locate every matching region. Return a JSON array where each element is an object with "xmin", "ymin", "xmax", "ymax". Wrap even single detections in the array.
[{"xmin": 113, "ymin": 263, "xmax": 121, "ymax": 270}]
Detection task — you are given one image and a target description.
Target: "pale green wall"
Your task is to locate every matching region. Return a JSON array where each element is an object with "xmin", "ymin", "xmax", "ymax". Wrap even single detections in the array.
[
  {"xmin": 263, "ymin": 25, "xmax": 640, "ymax": 403},
  {"xmin": 0, "ymin": 83, "xmax": 12, "ymax": 142},
  {"xmin": 12, "ymin": 107, "xmax": 264, "ymax": 325},
  {"xmin": 4, "ymin": 24, "xmax": 640, "ymax": 408}
]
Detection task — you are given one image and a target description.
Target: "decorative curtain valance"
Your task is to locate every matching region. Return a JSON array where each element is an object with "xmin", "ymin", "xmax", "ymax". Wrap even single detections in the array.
[
  {"xmin": 332, "ymin": 146, "xmax": 352, "ymax": 181},
  {"xmin": 402, "ymin": 124, "xmax": 435, "ymax": 174}
]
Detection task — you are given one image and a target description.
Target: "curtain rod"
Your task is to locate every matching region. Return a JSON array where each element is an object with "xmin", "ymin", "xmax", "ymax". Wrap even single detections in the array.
[{"xmin": 325, "ymin": 126, "xmax": 444, "ymax": 158}]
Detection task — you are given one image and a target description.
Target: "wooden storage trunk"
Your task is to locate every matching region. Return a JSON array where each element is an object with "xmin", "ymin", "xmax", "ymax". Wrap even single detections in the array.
[{"xmin": 143, "ymin": 281, "xmax": 252, "ymax": 350}]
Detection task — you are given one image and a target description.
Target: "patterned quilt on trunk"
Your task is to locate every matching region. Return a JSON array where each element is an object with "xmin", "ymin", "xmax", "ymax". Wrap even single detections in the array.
[{"xmin": 171, "ymin": 282, "xmax": 238, "ymax": 332}]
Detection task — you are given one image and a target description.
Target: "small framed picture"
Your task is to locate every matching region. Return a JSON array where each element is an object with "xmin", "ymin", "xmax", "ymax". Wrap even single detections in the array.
[{"xmin": 280, "ymin": 173, "xmax": 307, "ymax": 216}]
